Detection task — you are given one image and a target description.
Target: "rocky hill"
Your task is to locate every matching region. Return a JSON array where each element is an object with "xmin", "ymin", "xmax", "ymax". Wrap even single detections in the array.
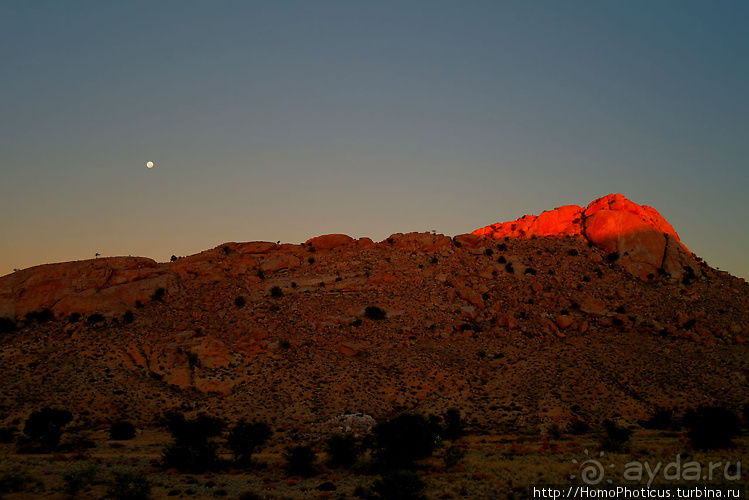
[{"xmin": 0, "ymin": 193, "xmax": 747, "ymax": 435}]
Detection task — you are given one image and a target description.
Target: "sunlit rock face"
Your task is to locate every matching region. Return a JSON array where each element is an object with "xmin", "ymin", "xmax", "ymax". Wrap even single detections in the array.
[
  {"xmin": 473, "ymin": 193, "xmax": 698, "ymax": 280},
  {"xmin": 0, "ymin": 257, "xmax": 175, "ymax": 320}
]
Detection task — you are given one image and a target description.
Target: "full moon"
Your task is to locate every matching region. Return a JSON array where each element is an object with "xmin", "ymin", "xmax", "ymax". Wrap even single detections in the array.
[{"xmin": 146, "ymin": 161, "xmax": 154, "ymax": 169}]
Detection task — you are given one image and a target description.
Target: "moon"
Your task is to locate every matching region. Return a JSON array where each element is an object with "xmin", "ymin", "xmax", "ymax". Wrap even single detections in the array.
[{"xmin": 146, "ymin": 161, "xmax": 154, "ymax": 169}]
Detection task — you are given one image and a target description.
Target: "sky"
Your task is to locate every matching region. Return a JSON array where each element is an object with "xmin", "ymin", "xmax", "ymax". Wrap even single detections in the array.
[{"xmin": 1, "ymin": 1, "xmax": 748, "ymax": 279}]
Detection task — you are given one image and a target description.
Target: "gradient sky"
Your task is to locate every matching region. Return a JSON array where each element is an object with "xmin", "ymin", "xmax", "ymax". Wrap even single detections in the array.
[{"xmin": 2, "ymin": 1, "xmax": 748, "ymax": 279}]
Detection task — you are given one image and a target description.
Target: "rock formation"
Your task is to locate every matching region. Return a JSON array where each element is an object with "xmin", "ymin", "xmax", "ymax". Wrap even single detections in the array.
[{"xmin": 473, "ymin": 193, "xmax": 699, "ymax": 280}]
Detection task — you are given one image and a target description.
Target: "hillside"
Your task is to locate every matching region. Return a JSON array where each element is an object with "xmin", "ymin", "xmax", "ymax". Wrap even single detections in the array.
[{"xmin": 1, "ymin": 194, "xmax": 747, "ymax": 431}]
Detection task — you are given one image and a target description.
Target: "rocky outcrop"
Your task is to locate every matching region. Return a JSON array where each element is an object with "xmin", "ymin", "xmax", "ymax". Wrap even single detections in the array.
[
  {"xmin": 0, "ymin": 257, "xmax": 176, "ymax": 320},
  {"xmin": 306, "ymin": 234, "xmax": 355, "ymax": 250},
  {"xmin": 383, "ymin": 232, "xmax": 453, "ymax": 252},
  {"xmin": 473, "ymin": 193, "xmax": 699, "ymax": 280}
]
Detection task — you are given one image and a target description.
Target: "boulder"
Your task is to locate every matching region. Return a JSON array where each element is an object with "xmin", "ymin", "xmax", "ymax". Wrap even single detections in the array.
[{"xmin": 306, "ymin": 234, "xmax": 355, "ymax": 250}]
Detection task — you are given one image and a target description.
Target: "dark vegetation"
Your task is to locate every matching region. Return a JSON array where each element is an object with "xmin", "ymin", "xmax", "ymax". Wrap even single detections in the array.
[
  {"xmin": 684, "ymin": 406, "xmax": 742, "ymax": 450},
  {"xmin": 365, "ymin": 306, "xmax": 387, "ymax": 320},
  {"xmin": 19, "ymin": 407, "xmax": 73, "ymax": 452},
  {"xmin": 109, "ymin": 421, "xmax": 136, "ymax": 441}
]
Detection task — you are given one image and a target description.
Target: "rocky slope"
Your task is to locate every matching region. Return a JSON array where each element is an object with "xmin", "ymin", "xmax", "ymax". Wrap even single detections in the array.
[{"xmin": 0, "ymin": 194, "xmax": 747, "ymax": 436}]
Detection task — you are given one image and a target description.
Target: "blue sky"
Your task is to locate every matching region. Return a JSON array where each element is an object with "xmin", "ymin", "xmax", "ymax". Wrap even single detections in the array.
[{"xmin": 2, "ymin": 1, "xmax": 747, "ymax": 278}]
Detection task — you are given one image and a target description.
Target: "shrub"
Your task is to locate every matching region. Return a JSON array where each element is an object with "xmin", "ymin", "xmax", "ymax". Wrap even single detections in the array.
[
  {"xmin": 370, "ymin": 470, "xmax": 426, "ymax": 500},
  {"xmin": 23, "ymin": 407, "xmax": 73, "ymax": 450},
  {"xmin": 25, "ymin": 309, "xmax": 54, "ymax": 323},
  {"xmin": 161, "ymin": 413, "xmax": 225, "ymax": 473},
  {"xmin": 606, "ymin": 252, "xmax": 620, "ymax": 262},
  {"xmin": 497, "ymin": 256, "xmax": 507, "ymax": 264},
  {"xmin": 284, "ymin": 445, "xmax": 317, "ymax": 477},
  {"xmin": 109, "ymin": 421, "xmax": 136, "ymax": 441},
  {"xmin": 372, "ymin": 413, "xmax": 440, "ymax": 470},
  {"xmin": 484, "ymin": 248, "xmax": 494, "ymax": 256},
  {"xmin": 567, "ymin": 248, "xmax": 579, "ymax": 256},
  {"xmin": 443, "ymin": 445, "xmax": 466, "ymax": 469},
  {"xmin": 442, "ymin": 408, "xmax": 464, "ymax": 441},
  {"xmin": 504, "ymin": 263, "xmax": 514, "ymax": 274},
  {"xmin": 0, "ymin": 317, "xmax": 17, "ymax": 334},
  {"xmin": 600, "ymin": 420, "xmax": 632, "ymax": 452},
  {"xmin": 234, "ymin": 295, "xmax": 246, "ymax": 307},
  {"xmin": 568, "ymin": 419, "xmax": 590, "ymax": 435},
  {"xmin": 68, "ymin": 313, "xmax": 81, "ymax": 323},
  {"xmin": 62, "ymin": 464, "xmax": 98, "ymax": 499},
  {"xmin": 524, "ymin": 267, "xmax": 537, "ymax": 275},
  {"xmin": 638, "ymin": 408, "xmax": 673, "ymax": 431},
  {"xmin": 122, "ymin": 310, "xmax": 134, "ymax": 323},
  {"xmin": 278, "ymin": 339, "xmax": 291, "ymax": 349},
  {"xmin": 684, "ymin": 407, "xmax": 741, "ymax": 450},
  {"xmin": 151, "ymin": 288, "xmax": 166, "ymax": 302},
  {"xmin": 270, "ymin": 286, "xmax": 283, "ymax": 298},
  {"xmin": 105, "ymin": 471, "xmax": 151, "ymax": 500},
  {"xmin": 226, "ymin": 420, "xmax": 272, "ymax": 466},
  {"xmin": 308, "ymin": 257, "xmax": 316, "ymax": 265},
  {"xmin": 325, "ymin": 433, "xmax": 360, "ymax": 469},
  {"xmin": 170, "ymin": 255, "xmax": 178, "ymax": 262},
  {"xmin": 87, "ymin": 313, "xmax": 105, "ymax": 326},
  {"xmin": 365, "ymin": 306, "xmax": 387, "ymax": 320}
]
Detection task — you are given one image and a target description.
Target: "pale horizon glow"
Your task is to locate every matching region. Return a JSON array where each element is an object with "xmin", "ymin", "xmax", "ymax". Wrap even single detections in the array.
[{"xmin": 1, "ymin": 1, "xmax": 747, "ymax": 279}]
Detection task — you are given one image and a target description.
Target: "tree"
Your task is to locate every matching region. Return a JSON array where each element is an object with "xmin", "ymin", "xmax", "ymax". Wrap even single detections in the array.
[
  {"xmin": 109, "ymin": 421, "xmax": 136, "ymax": 441},
  {"xmin": 284, "ymin": 445, "xmax": 317, "ymax": 477},
  {"xmin": 325, "ymin": 433, "xmax": 360, "ymax": 468},
  {"xmin": 684, "ymin": 407, "xmax": 741, "ymax": 450},
  {"xmin": 161, "ymin": 412, "xmax": 225, "ymax": 473},
  {"xmin": 226, "ymin": 420, "xmax": 271, "ymax": 466},
  {"xmin": 23, "ymin": 408, "xmax": 73, "ymax": 450},
  {"xmin": 372, "ymin": 413, "xmax": 440, "ymax": 470}
]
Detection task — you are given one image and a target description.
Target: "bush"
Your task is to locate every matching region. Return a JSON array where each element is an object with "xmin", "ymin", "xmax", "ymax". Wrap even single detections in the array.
[
  {"xmin": 87, "ymin": 313, "xmax": 105, "ymax": 326},
  {"xmin": 284, "ymin": 445, "xmax": 317, "ymax": 477},
  {"xmin": 105, "ymin": 471, "xmax": 151, "ymax": 500},
  {"xmin": 600, "ymin": 420, "xmax": 632, "ymax": 452},
  {"xmin": 23, "ymin": 407, "xmax": 73, "ymax": 450},
  {"xmin": 325, "ymin": 433, "xmax": 360, "ymax": 469},
  {"xmin": 443, "ymin": 445, "xmax": 466, "ymax": 469},
  {"xmin": 370, "ymin": 470, "xmax": 426, "ymax": 500},
  {"xmin": 0, "ymin": 317, "xmax": 17, "ymax": 334},
  {"xmin": 25, "ymin": 309, "xmax": 54, "ymax": 323},
  {"xmin": 122, "ymin": 310, "xmax": 134, "ymax": 323},
  {"xmin": 68, "ymin": 313, "xmax": 81, "ymax": 324},
  {"xmin": 161, "ymin": 413, "xmax": 225, "ymax": 473},
  {"xmin": 638, "ymin": 408, "xmax": 674, "ymax": 430},
  {"xmin": 372, "ymin": 413, "xmax": 440, "ymax": 470},
  {"xmin": 270, "ymin": 286, "xmax": 283, "ymax": 298},
  {"xmin": 62, "ymin": 464, "xmax": 98, "ymax": 499},
  {"xmin": 442, "ymin": 408, "xmax": 464, "ymax": 441},
  {"xmin": 109, "ymin": 421, "xmax": 136, "ymax": 441},
  {"xmin": 226, "ymin": 420, "xmax": 272, "ymax": 466},
  {"xmin": 151, "ymin": 288, "xmax": 166, "ymax": 302},
  {"xmin": 234, "ymin": 295, "xmax": 246, "ymax": 307},
  {"xmin": 504, "ymin": 263, "xmax": 514, "ymax": 274},
  {"xmin": 684, "ymin": 406, "xmax": 741, "ymax": 450},
  {"xmin": 365, "ymin": 306, "xmax": 387, "ymax": 320}
]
